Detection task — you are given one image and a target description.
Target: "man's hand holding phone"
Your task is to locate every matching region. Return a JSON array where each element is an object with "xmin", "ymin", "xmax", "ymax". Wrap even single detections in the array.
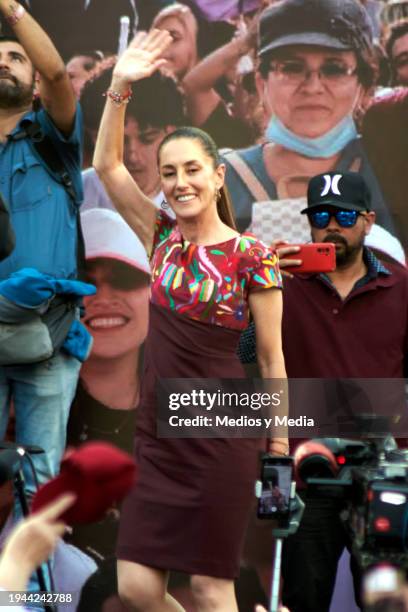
[
  {"xmin": 272, "ymin": 240, "xmax": 301, "ymax": 278},
  {"xmin": 272, "ymin": 240, "xmax": 336, "ymax": 277}
]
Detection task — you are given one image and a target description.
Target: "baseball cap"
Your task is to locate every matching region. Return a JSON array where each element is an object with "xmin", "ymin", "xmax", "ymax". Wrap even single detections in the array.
[
  {"xmin": 258, "ymin": 0, "xmax": 373, "ymax": 58},
  {"xmin": 31, "ymin": 442, "xmax": 137, "ymax": 524},
  {"xmin": 81, "ymin": 209, "xmax": 150, "ymax": 275},
  {"xmin": 301, "ymin": 172, "xmax": 372, "ymax": 213}
]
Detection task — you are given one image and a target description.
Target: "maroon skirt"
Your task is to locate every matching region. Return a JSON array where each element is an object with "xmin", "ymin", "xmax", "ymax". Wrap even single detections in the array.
[{"xmin": 117, "ymin": 303, "xmax": 262, "ymax": 578}]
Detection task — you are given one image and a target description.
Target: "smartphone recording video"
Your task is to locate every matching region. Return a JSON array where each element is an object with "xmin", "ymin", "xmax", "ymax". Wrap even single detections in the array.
[{"xmin": 257, "ymin": 456, "xmax": 293, "ymax": 520}]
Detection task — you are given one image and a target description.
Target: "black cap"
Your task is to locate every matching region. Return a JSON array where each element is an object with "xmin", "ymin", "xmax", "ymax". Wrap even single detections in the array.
[
  {"xmin": 301, "ymin": 172, "xmax": 372, "ymax": 214},
  {"xmin": 258, "ymin": 0, "xmax": 373, "ymax": 58}
]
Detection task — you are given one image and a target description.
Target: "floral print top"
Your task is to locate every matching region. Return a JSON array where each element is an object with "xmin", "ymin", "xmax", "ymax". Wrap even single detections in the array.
[{"xmin": 150, "ymin": 211, "xmax": 282, "ymax": 331}]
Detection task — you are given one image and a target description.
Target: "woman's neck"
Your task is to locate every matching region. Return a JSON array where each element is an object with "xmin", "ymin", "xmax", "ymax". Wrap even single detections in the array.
[
  {"xmin": 176, "ymin": 208, "xmax": 238, "ymax": 245},
  {"xmin": 80, "ymin": 351, "xmax": 140, "ymax": 410}
]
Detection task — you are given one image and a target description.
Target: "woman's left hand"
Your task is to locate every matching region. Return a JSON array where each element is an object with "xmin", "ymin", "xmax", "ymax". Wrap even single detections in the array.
[{"xmin": 268, "ymin": 438, "xmax": 290, "ymax": 456}]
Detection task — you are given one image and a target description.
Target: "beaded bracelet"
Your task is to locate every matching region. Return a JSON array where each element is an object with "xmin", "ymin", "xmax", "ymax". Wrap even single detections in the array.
[
  {"xmin": 103, "ymin": 88, "xmax": 132, "ymax": 106},
  {"xmin": 6, "ymin": 3, "xmax": 25, "ymax": 26}
]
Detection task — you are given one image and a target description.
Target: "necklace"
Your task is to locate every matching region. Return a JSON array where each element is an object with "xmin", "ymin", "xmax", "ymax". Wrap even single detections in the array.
[{"xmin": 79, "ymin": 410, "xmax": 136, "ymax": 442}]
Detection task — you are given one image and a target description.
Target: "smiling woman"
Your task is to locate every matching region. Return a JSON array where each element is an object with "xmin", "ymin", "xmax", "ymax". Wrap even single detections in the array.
[
  {"xmin": 93, "ymin": 28, "xmax": 287, "ymax": 612},
  {"xmin": 75, "ymin": 208, "xmax": 150, "ymax": 411}
]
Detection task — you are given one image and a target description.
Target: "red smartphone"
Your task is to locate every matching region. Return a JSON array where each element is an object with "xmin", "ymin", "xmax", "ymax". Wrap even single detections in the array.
[{"xmin": 283, "ymin": 243, "xmax": 336, "ymax": 274}]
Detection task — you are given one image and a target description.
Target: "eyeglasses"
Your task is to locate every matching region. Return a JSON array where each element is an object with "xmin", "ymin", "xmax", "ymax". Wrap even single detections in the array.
[
  {"xmin": 308, "ymin": 209, "xmax": 363, "ymax": 229},
  {"xmin": 268, "ymin": 59, "xmax": 358, "ymax": 85}
]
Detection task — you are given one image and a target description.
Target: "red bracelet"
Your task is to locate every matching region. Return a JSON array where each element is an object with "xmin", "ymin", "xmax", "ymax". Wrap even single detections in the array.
[
  {"xmin": 6, "ymin": 3, "xmax": 25, "ymax": 26},
  {"xmin": 103, "ymin": 88, "xmax": 132, "ymax": 106}
]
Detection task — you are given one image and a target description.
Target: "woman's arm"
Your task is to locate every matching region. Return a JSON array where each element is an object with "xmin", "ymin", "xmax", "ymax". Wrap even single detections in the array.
[
  {"xmin": 249, "ymin": 289, "xmax": 289, "ymax": 455},
  {"xmin": 182, "ymin": 35, "xmax": 251, "ymax": 126},
  {"xmin": 93, "ymin": 30, "xmax": 172, "ymax": 254}
]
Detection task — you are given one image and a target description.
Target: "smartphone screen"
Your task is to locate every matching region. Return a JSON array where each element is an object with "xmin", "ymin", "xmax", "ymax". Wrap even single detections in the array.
[{"xmin": 257, "ymin": 456, "xmax": 293, "ymax": 520}]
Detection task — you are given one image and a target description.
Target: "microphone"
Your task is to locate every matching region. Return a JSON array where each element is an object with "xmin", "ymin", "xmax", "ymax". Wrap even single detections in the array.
[{"xmin": 0, "ymin": 449, "xmax": 23, "ymax": 485}]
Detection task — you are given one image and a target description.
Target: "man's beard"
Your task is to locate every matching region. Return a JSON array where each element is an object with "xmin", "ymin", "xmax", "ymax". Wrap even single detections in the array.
[
  {"xmin": 0, "ymin": 72, "xmax": 34, "ymax": 109},
  {"xmin": 323, "ymin": 232, "xmax": 364, "ymax": 267}
]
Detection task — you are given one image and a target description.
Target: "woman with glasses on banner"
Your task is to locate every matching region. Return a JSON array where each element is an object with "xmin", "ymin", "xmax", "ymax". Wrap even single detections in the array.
[
  {"xmin": 223, "ymin": 0, "xmax": 405, "ymax": 262},
  {"xmin": 93, "ymin": 28, "xmax": 287, "ymax": 612}
]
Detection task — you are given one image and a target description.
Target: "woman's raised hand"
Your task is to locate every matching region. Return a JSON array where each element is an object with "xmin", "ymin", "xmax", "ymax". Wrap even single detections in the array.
[{"xmin": 113, "ymin": 29, "xmax": 172, "ymax": 87}]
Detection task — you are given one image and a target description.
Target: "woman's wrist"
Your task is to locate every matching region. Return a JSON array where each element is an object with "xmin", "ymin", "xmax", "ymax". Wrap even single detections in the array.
[
  {"xmin": 268, "ymin": 438, "xmax": 290, "ymax": 455},
  {"xmin": 230, "ymin": 35, "xmax": 250, "ymax": 58},
  {"xmin": 110, "ymin": 75, "xmax": 132, "ymax": 94}
]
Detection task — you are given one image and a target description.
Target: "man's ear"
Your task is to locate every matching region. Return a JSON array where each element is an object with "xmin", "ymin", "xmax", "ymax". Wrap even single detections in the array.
[{"xmin": 364, "ymin": 211, "xmax": 376, "ymax": 235}]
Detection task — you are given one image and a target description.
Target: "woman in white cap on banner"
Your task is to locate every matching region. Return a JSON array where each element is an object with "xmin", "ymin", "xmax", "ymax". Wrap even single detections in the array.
[{"xmin": 67, "ymin": 209, "xmax": 150, "ymax": 561}]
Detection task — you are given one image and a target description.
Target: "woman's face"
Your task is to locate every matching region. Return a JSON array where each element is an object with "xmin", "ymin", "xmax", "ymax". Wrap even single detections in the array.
[
  {"xmin": 257, "ymin": 46, "xmax": 363, "ymax": 138},
  {"xmin": 156, "ymin": 15, "xmax": 196, "ymax": 79},
  {"xmin": 83, "ymin": 259, "xmax": 149, "ymax": 361},
  {"xmin": 66, "ymin": 55, "xmax": 95, "ymax": 98},
  {"xmin": 159, "ymin": 137, "xmax": 225, "ymax": 221}
]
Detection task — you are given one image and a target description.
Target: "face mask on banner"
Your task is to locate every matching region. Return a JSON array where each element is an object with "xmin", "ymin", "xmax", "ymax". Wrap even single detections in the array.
[{"xmin": 265, "ymin": 115, "xmax": 358, "ymax": 158}]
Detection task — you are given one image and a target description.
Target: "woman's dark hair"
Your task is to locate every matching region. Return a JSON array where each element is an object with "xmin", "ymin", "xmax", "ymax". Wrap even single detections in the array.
[
  {"xmin": 67, "ymin": 50, "xmax": 105, "ymax": 72},
  {"xmin": 157, "ymin": 126, "xmax": 236, "ymax": 230},
  {"xmin": 81, "ymin": 70, "xmax": 185, "ymax": 133},
  {"xmin": 385, "ymin": 19, "xmax": 408, "ymax": 84},
  {"xmin": 385, "ymin": 19, "xmax": 408, "ymax": 59}
]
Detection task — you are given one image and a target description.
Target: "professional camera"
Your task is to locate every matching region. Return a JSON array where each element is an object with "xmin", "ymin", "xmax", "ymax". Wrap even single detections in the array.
[{"xmin": 295, "ymin": 416, "xmax": 408, "ymax": 571}]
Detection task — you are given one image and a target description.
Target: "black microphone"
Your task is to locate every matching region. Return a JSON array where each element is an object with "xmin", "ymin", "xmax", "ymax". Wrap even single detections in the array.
[{"xmin": 0, "ymin": 449, "xmax": 22, "ymax": 485}]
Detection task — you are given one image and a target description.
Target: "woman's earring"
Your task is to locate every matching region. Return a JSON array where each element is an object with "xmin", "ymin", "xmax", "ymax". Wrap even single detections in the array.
[
  {"xmin": 214, "ymin": 188, "xmax": 221, "ymax": 202},
  {"xmin": 161, "ymin": 199, "xmax": 169, "ymax": 210}
]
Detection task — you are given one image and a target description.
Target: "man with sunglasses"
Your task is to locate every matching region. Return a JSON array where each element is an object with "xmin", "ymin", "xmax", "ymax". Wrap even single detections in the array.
[{"xmin": 239, "ymin": 171, "xmax": 408, "ymax": 611}]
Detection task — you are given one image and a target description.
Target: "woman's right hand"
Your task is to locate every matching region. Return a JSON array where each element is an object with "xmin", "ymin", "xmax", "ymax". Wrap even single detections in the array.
[
  {"xmin": 272, "ymin": 240, "xmax": 302, "ymax": 279},
  {"xmin": 112, "ymin": 29, "xmax": 173, "ymax": 88}
]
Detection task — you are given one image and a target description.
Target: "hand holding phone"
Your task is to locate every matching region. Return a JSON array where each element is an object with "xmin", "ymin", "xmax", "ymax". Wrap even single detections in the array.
[{"xmin": 276, "ymin": 242, "xmax": 336, "ymax": 275}]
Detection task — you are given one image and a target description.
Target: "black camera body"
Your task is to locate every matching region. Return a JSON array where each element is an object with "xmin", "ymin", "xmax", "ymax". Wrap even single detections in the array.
[
  {"xmin": 299, "ymin": 434, "xmax": 408, "ymax": 570},
  {"xmin": 349, "ymin": 451, "xmax": 408, "ymax": 569}
]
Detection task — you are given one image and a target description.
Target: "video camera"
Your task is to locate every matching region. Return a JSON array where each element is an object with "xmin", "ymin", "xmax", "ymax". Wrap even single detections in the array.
[{"xmin": 295, "ymin": 415, "xmax": 408, "ymax": 571}]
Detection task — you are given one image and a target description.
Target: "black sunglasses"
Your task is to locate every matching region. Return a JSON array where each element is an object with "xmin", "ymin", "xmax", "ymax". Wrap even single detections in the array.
[{"xmin": 307, "ymin": 209, "xmax": 364, "ymax": 229}]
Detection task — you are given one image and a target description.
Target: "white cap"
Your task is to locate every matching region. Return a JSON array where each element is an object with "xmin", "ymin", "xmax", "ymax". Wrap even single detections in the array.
[{"xmin": 80, "ymin": 208, "xmax": 151, "ymax": 275}]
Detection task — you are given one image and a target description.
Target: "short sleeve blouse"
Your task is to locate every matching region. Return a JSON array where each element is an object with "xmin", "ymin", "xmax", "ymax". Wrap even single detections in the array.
[{"xmin": 150, "ymin": 211, "xmax": 282, "ymax": 330}]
